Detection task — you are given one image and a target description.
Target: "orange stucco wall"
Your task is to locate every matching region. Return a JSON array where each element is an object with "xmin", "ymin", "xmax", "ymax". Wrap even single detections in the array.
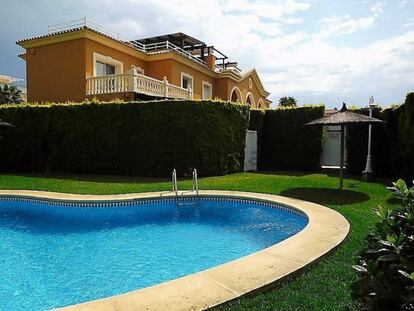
[
  {"xmin": 84, "ymin": 38, "xmax": 146, "ymax": 77},
  {"xmin": 146, "ymin": 59, "xmax": 172, "ymax": 82},
  {"xmin": 21, "ymin": 30, "xmax": 270, "ymax": 107},
  {"xmin": 26, "ymin": 39, "xmax": 86, "ymax": 103},
  {"xmin": 168, "ymin": 59, "xmax": 215, "ymax": 99},
  {"xmin": 212, "ymin": 76, "xmax": 269, "ymax": 108},
  {"xmin": 214, "ymin": 78, "xmax": 229, "ymax": 101}
]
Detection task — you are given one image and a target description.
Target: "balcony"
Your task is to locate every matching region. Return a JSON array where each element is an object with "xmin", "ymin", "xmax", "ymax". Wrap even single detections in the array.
[
  {"xmin": 86, "ymin": 66, "xmax": 192, "ymax": 99},
  {"xmin": 47, "ymin": 18, "xmax": 241, "ymax": 73}
]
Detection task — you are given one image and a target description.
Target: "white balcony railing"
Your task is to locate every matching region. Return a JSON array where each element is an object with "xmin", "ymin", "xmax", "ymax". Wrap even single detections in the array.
[
  {"xmin": 49, "ymin": 18, "xmax": 208, "ymax": 69},
  {"xmin": 86, "ymin": 66, "xmax": 192, "ymax": 99}
]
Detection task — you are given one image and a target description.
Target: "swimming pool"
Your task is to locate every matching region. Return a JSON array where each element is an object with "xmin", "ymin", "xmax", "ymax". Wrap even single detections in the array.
[{"xmin": 0, "ymin": 194, "xmax": 307, "ymax": 310}]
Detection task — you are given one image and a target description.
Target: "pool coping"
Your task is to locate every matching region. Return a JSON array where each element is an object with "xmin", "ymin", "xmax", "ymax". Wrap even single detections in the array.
[{"xmin": 0, "ymin": 190, "xmax": 350, "ymax": 311}]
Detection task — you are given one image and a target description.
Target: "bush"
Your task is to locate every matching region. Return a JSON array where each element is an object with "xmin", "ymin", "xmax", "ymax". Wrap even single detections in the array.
[
  {"xmin": 351, "ymin": 179, "xmax": 414, "ymax": 310},
  {"xmin": 261, "ymin": 105, "xmax": 325, "ymax": 170},
  {"xmin": 248, "ymin": 109, "xmax": 264, "ymax": 132},
  {"xmin": 0, "ymin": 100, "xmax": 249, "ymax": 177},
  {"xmin": 248, "ymin": 109, "xmax": 265, "ymax": 169},
  {"xmin": 0, "ymin": 84, "xmax": 22, "ymax": 104},
  {"xmin": 399, "ymin": 93, "xmax": 414, "ymax": 182},
  {"xmin": 345, "ymin": 107, "xmax": 392, "ymax": 177},
  {"xmin": 346, "ymin": 92, "xmax": 414, "ymax": 182}
]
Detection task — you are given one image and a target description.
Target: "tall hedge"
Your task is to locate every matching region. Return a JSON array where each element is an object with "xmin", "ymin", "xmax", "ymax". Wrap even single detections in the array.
[
  {"xmin": 398, "ymin": 93, "xmax": 414, "ymax": 181},
  {"xmin": 0, "ymin": 100, "xmax": 249, "ymax": 177},
  {"xmin": 248, "ymin": 109, "xmax": 265, "ymax": 169},
  {"xmin": 346, "ymin": 92, "xmax": 414, "ymax": 181},
  {"xmin": 261, "ymin": 106, "xmax": 325, "ymax": 170},
  {"xmin": 345, "ymin": 107, "xmax": 392, "ymax": 177}
]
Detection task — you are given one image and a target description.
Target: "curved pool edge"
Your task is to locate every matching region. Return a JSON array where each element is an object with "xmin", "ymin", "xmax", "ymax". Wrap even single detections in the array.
[{"xmin": 0, "ymin": 190, "xmax": 350, "ymax": 311}]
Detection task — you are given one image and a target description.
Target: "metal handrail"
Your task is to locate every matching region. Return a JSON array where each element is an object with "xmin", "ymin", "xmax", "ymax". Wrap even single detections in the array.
[
  {"xmin": 192, "ymin": 169, "xmax": 199, "ymax": 195},
  {"xmin": 172, "ymin": 169, "xmax": 178, "ymax": 196},
  {"xmin": 47, "ymin": 17, "xmax": 208, "ymax": 68}
]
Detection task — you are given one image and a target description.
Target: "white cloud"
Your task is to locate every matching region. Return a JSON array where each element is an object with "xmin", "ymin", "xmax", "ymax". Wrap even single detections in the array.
[
  {"xmin": 370, "ymin": 2, "xmax": 384, "ymax": 16},
  {"xmin": 96, "ymin": 0, "xmax": 414, "ymax": 105},
  {"xmin": 2, "ymin": 0, "xmax": 413, "ymax": 106},
  {"xmin": 317, "ymin": 15, "xmax": 376, "ymax": 39}
]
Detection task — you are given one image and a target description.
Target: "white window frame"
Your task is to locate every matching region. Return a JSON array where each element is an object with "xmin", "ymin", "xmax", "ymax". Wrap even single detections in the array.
[
  {"xmin": 180, "ymin": 72, "xmax": 194, "ymax": 95},
  {"xmin": 202, "ymin": 81, "xmax": 212, "ymax": 100},
  {"xmin": 93, "ymin": 52, "xmax": 123, "ymax": 76}
]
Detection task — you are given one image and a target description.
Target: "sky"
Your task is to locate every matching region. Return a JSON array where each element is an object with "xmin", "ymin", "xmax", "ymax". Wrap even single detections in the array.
[{"xmin": 0, "ymin": 0, "xmax": 413, "ymax": 108}]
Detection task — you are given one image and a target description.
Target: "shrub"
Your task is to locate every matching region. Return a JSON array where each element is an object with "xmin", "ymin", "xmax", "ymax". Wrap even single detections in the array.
[
  {"xmin": 248, "ymin": 109, "xmax": 264, "ymax": 132},
  {"xmin": 399, "ymin": 93, "xmax": 414, "ymax": 182},
  {"xmin": 345, "ymin": 107, "xmax": 392, "ymax": 177},
  {"xmin": 0, "ymin": 84, "xmax": 22, "ymax": 104},
  {"xmin": 0, "ymin": 100, "xmax": 249, "ymax": 177},
  {"xmin": 346, "ymin": 92, "xmax": 414, "ymax": 182},
  {"xmin": 261, "ymin": 105, "xmax": 325, "ymax": 171},
  {"xmin": 248, "ymin": 109, "xmax": 265, "ymax": 169},
  {"xmin": 351, "ymin": 179, "xmax": 414, "ymax": 310}
]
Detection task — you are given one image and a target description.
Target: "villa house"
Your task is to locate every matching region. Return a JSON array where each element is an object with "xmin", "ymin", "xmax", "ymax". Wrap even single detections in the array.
[{"xmin": 16, "ymin": 18, "xmax": 271, "ymax": 108}]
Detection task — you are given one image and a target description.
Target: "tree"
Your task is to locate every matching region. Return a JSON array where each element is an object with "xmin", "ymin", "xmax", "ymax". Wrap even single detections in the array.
[
  {"xmin": 0, "ymin": 84, "xmax": 22, "ymax": 104},
  {"xmin": 279, "ymin": 96, "xmax": 297, "ymax": 107}
]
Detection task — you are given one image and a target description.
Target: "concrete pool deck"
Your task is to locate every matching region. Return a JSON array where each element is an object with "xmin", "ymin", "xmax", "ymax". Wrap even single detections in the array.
[{"xmin": 0, "ymin": 190, "xmax": 350, "ymax": 311}]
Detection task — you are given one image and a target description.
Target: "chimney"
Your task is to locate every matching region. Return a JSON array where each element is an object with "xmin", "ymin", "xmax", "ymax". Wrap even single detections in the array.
[{"xmin": 205, "ymin": 54, "xmax": 216, "ymax": 71}]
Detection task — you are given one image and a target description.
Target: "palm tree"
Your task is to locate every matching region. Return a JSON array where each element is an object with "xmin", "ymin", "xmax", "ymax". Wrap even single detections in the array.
[
  {"xmin": 0, "ymin": 84, "xmax": 22, "ymax": 104},
  {"xmin": 279, "ymin": 96, "xmax": 297, "ymax": 107}
]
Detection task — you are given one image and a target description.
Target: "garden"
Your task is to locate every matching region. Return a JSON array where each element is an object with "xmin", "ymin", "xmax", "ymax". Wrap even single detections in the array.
[{"xmin": 0, "ymin": 94, "xmax": 412, "ymax": 310}]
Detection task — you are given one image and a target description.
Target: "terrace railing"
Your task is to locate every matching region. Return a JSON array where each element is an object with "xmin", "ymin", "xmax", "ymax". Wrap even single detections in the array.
[
  {"xmin": 86, "ymin": 66, "xmax": 192, "ymax": 99},
  {"xmin": 48, "ymin": 18, "xmax": 208, "ymax": 68}
]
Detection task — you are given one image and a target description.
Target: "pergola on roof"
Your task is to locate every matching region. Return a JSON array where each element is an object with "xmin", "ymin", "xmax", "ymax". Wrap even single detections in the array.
[{"xmin": 135, "ymin": 32, "xmax": 205, "ymax": 48}]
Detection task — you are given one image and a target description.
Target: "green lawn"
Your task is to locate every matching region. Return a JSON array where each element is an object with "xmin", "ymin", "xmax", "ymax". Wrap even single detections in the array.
[{"xmin": 0, "ymin": 172, "xmax": 393, "ymax": 310}]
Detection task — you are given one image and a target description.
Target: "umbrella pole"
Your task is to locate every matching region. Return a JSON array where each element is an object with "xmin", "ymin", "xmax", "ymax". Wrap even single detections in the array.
[{"xmin": 339, "ymin": 125, "xmax": 344, "ymax": 189}]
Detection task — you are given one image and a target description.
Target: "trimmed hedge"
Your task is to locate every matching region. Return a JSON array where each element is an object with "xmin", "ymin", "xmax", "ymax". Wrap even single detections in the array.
[
  {"xmin": 398, "ymin": 93, "xmax": 414, "ymax": 181},
  {"xmin": 346, "ymin": 92, "xmax": 414, "ymax": 181},
  {"xmin": 0, "ymin": 100, "xmax": 249, "ymax": 177},
  {"xmin": 345, "ymin": 107, "xmax": 392, "ymax": 177},
  {"xmin": 248, "ymin": 109, "xmax": 265, "ymax": 169},
  {"xmin": 248, "ymin": 109, "xmax": 265, "ymax": 133},
  {"xmin": 261, "ymin": 106, "xmax": 325, "ymax": 170}
]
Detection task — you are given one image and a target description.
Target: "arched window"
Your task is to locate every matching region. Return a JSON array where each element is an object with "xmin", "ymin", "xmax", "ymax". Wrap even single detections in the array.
[
  {"xmin": 229, "ymin": 86, "xmax": 242, "ymax": 103},
  {"xmin": 257, "ymin": 98, "xmax": 265, "ymax": 109},
  {"xmin": 246, "ymin": 92, "xmax": 255, "ymax": 108}
]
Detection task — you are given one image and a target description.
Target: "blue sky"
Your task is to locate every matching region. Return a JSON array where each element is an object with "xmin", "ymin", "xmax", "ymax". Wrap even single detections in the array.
[{"xmin": 0, "ymin": 0, "xmax": 413, "ymax": 108}]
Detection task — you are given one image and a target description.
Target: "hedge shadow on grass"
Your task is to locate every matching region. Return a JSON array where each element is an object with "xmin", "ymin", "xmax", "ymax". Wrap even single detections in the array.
[{"xmin": 280, "ymin": 187, "xmax": 369, "ymax": 205}]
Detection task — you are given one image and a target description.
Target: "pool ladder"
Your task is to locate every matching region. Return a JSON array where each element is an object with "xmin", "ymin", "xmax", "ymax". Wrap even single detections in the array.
[
  {"xmin": 192, "ymin": 169, "xmax": 199, "ymax": 195},
  {"xmin": 171, "ymin": 168, "xmax": 199, "ymax": 196},
  {"xmin": 172, "ymin": 169, "xmax": 178, "ymax": 196}
]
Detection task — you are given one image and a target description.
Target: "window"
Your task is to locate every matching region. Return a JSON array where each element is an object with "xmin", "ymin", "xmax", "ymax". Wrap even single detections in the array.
[
  {"xmin": 181, "ymin": 72, "xmax": 193, "ymax": 91},
  {"xmin": 96, "ymin": 61, "xmax": 116, "ymax": 76},
  {"xmin": 229, "ymin": 86, "xmax": 242, "ymax": 103},
  {"xmin": 246, "ymin": 92, "xmax": 255, "ymax": 107},
  {"xmin": 92, "ymin": 52, "xmax": 123, "ymax": 77},
  {"xmin": 202, "ymin": 82, "xmax": 212, "ymax": 100}
]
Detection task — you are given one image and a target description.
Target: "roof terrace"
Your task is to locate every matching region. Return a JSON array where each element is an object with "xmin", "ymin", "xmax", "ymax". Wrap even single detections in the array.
[{"xmin": 42, "ymin": 18, "xmax": 241, "ymax": 73}]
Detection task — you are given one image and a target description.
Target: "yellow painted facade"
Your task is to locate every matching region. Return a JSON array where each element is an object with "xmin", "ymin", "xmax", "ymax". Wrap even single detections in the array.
[{"xmin": 17, "ymin": 28, "xmax": 271, "ymax": 108}]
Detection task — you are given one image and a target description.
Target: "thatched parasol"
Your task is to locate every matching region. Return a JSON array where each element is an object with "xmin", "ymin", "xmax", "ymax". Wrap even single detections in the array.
[{"xmin": 306, "ymin": 103, "xmax": 383, "ymax": 189}]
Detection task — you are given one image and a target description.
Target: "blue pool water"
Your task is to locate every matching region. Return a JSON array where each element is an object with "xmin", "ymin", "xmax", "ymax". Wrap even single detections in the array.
[{"xmin": 0, "ymin": 196, "xmax": 307, "ymax": 310}]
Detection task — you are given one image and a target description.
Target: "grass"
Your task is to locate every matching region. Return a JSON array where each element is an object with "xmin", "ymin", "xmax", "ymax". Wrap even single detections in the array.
[{"xmin": 0, "ymin": 171, "xmax": 393, "ymax": 310}]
